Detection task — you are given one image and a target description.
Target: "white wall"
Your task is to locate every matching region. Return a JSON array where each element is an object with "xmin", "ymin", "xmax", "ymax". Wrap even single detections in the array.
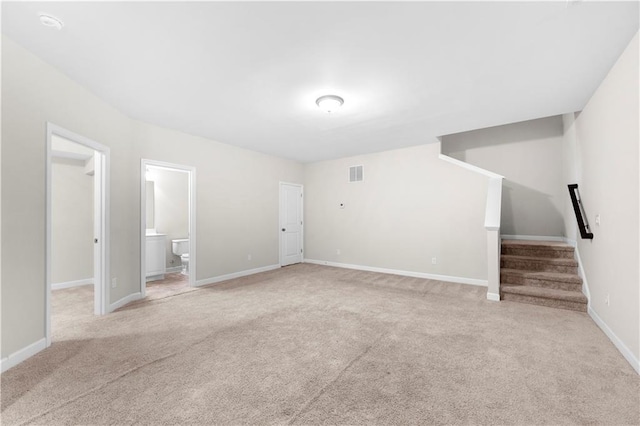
[
  {"xmin": 563, "ymin": 33, "xmax": 639, "ymax": 367},
  {"xmin": 2, "ymin": 36, "xmax": 137, "ymax": 358},
  {"xmin": 134, "ymin": 122, "xmax": 304, "ymax": 280},
  {"xmin": 149, "ymin": 168, "xmax": 189, "ymax": 268},
  {"xmin": 442, "ymin": 116, "xmax": 564, "ymax": 237},
  {"xmin": 1, "ymin": 36, "xmax": 303, "ymax": 359},
  {"xmin": 304, "ymin": 142, "xmax": 489, "ymax": 282},
  {"xmin": 51, "ymin": 158, "xmax": 93, "ymax": 284}
]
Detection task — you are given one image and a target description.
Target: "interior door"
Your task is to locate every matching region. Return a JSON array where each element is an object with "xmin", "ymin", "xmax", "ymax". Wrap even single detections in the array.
[{"xmin": 280, "ymin": 183, "xmax": 303, "ymax": 266}]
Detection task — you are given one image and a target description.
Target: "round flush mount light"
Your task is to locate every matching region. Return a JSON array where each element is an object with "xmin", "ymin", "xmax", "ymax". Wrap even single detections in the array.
[
  {"xmin": 39, "ymin": 14, "xmax": 64, "ymax": 30},
  {"xmin": 316, "ymin": 95, "xmax": 344, "ymax": 113}
]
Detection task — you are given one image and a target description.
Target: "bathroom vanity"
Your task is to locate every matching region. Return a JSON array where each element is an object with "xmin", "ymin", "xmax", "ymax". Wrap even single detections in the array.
[{"xmin": 146, "ymin": 233, "xmax": 166, "ymax": 281}]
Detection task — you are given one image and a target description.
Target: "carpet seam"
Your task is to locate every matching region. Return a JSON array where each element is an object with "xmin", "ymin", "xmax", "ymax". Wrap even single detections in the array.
[
  {"xmin": 17, "ymin": 319, "xmax": 259, "ymax": 425},
  {"xmin": 16, "ymin": 351, "xmax": 180, "ymax": 426},
  {"xmin": 286, "ymin": 333, "xmax": 385, "ymax": 425}
]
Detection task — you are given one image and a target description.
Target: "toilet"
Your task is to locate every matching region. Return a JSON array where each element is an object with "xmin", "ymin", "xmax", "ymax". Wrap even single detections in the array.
[{"xmin": 171, "ymin": 239, "xmax": 189, "ymax": 275}]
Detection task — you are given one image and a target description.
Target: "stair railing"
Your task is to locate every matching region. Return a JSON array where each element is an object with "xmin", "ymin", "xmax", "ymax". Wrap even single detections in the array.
[{"xmin": 568, "ymin": 184, "xmax": 594, "ymax": 239}]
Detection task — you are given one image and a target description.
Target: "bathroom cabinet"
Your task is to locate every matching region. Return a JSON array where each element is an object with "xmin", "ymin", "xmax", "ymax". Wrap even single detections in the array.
[{"xmin": 146, "ymin": 234, "xmax": 166, "ymax": 281}]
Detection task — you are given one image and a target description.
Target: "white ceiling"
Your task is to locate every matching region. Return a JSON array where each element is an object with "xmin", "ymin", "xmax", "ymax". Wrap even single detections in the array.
[{"xmin": 2, "ymin": 2, "xmax": 638, "ymax": 163}]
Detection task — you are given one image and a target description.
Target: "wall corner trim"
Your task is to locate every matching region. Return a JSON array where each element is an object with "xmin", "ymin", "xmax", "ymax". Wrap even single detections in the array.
[
  {"xmin": 195, "ymin": 264, "xmax": 281, "ymax": 287},
  {"xmin": 588, "ymin": 306, "xmax": 640, "ymax": 375},
  {"xmin": 304, "ymin": 259, "xmax": 488, "ymax": 287},
  {"xmin": 486, "ymin": 292, "xmax": 500, "ymax": 302},
  {"xmin": 109, "ymin": 292, "xmax": 142, "ymax": 312},
  {"xmin": 0, "ymin": 338, "xmax": 47, "ymax": 373}
]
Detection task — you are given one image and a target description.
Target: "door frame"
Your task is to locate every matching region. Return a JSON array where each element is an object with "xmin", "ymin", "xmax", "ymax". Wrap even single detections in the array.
[
  {"xmin": 279, "ymin": 182, "xmax": 304, "ymax": 266},
  {"xmin": 45, "ymin": 122, "xmax": 110, "ymax": 346},
  {"xmin": 140, "ymin": 159, "xmax": 196, "ymax": 296}
]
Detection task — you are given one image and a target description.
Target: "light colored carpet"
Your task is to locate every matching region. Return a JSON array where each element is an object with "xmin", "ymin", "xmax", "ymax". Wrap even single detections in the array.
[
  {"xmin": 1, "ymin": 264, "xmax": 638, "ymax": 425},
  {"xmin": 142, "ymin": 272, "xmax": 195, "ymax": 303}
]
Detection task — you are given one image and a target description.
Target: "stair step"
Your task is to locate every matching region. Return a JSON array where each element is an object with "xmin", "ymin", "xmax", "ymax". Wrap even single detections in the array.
[
  {"xmin": 501, "ymin": 255, "xmax": 578, "ymax": 274},
  {"xmin": 500, "ymin": 269, "xmax": 582, "ymax": 292},
  {"xmin": 501, "ymin": 285, "xmax": 587, "ymax": 312},
  {"xmin": 501, "ymin": 240, "xmax": 574, "ymax": 259}
]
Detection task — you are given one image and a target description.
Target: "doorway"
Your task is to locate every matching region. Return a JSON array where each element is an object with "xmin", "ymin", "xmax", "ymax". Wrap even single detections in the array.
[
  {"xmin": 279, "ymin": 182, "xmax": 304, "ymax": 266},
  {"xmin": 46, "ymin": 123, "xmax": 109, "ymax": 346},
  {"xmin": 140, "ymin": 160, "xmax": 196, "ymax": 299}
]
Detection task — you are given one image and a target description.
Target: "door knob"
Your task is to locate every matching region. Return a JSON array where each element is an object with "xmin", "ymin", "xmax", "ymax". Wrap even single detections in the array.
[
  {"xmin": 282, "ymin": 228, "xmax": 286, "ymax": 232},
  {"xmin": 94, "ymin": 238, "xmax": 98, "ymax": 243}
]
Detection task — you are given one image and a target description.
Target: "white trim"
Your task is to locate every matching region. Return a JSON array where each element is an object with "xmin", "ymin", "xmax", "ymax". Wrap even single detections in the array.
[
  {"xmin": 51, "ymin": 150, "xmax": 92, "ymax": 162},
  {"xmin": 141, "ymin": 160, "xmax": 197, "ymax": 299},
  {"xmin": 486, "ymin": 292, "xmax": 500, "ymax": 302},
  {"xmin": 46, "ymin": 123, "xmax": 110, "ymax": 350},
  {"xmin": 109, "ymin": 292, "xmax": 143, "ymax": 312},
  {"xmin": 574, "ymin": 245, "xmax": 590, "ymax": 301},
  {"xmin": 438, "ymin": 154, "xmax": 504, "ymax": 179},
  {"xmin": 166, "ymin": 266, "xmax": 183, "ymax": 273},
  {"xmin": 500, "ymin": 234, "xmax": 566, "ymax": 242},
  {"xmin": 0, "ymin": 338, "xmax": 47, "ymax": 373},
  {"xmin": 484, "ymin": 177, "xmax": 503, "ymax": 230},
  {"xmin": 195, "ymin": 264, "xmax": 281, "ymax": 287},
  {"xmin": 304, "ymin": 259, "xmax": 488, "ymax": 287},
  {"xmin": 588, "ymin": 306, "xmax": 640, "ymax": 375},
  {"xmin": 52, "ymin": 278, "xmax": 93, "ymax": 290}
]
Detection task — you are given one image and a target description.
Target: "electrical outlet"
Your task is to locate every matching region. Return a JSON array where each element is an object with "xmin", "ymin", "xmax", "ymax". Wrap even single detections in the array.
[
  {"xmin": 111, "ymin": 278, "xmax": 117, "ymax": 289},
  {"xmin": 248, "ymin": 254, "xmax": 252, "ymax": 261},
  {"xmin": 605, "ymin": 293, "xmax": 610, "ymax": 306},
  {"xmin": 595, "ymin": 214, "xmax": 601, "ymax": 226},
  {"xmin": 432, "ymin": 257, "xmax": 437, "ymax": 264},
  {"xmin": 336, "ymin": 249, "xmax": 341, "ymax": 255}
]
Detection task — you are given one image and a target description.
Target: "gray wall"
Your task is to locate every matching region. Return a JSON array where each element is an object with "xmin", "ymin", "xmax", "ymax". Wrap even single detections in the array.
[
  {"xmin": 564, "ymin": 33, "xmax": 639, "ymax": 365},
  {"xmin": 442, "ymin": 116, "xmax": 564, "ymax": 237},
  {"xmin": 304, "ymin": 142, "xmax": 489, "ymax": 281},
  {"xmin": 51, "ymin": 159, "xmax": 93, "ymax": 284},
  {"xmin": 1, "ymin": 36, "xmax": 303, "ymax": 358}
]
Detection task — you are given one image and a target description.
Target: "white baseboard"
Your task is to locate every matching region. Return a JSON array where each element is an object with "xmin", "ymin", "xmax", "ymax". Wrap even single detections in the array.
[
  {"xmin": 52, "ymin": 278, "xmax": 93, "ymax": 290},
  {"xmin": 486, "ymin": 292, "xmax": 500, "ymax": 302},
  {"xmin": 501, "ymin": 234, "xmax": 566, "ymax": 242},
  {"xmin": 304, "ymin": 259, "xmax": 488, "ymax": 287},
  {"xmin": 195, "ymin": 264, "xmax": 281, "ymax": 287},
  {"xmin": 109, "ymin": 292, "xmax": 142, "ymax": 312},
  {"xmin": 0, "ymin": 338, "xmax": 47, "ymax": 373},
  {"xmin": 166, "ymin": 266, "xmax": 182, "ymax": 273},
  {"xmin": 573, "ymin": 245, "xmax": 590, "ymax": 301},
  {"xmin": 588, "ymin": 306, "xmax": 639, "ymax": 375}
]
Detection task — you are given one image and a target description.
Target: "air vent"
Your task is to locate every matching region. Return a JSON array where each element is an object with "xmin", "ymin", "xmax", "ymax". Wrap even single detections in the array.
[{"xmin": 349, "ymin": 165, "xmax": 363, "ymax": 183}]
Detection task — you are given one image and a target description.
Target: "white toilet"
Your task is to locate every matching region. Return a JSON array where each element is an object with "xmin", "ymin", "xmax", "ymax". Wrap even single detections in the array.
[{"xmin": 171, "ymin": 239, "xmax": 189, "ymax": 275}]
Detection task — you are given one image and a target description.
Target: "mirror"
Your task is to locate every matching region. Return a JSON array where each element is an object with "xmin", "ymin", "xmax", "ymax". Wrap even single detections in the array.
[{"xmin": 146, "ymin": 181, "xmax": 155, "ymax": 230}]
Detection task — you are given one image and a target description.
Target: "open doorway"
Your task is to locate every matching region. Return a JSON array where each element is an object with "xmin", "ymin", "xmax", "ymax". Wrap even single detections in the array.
[
  {"xmin": 46, "ymin": 123, "xmax": 109, "ymax": 347},
  {"xmin": 140, "ymin": 160, "xmax": 196, "ymax": 300}
]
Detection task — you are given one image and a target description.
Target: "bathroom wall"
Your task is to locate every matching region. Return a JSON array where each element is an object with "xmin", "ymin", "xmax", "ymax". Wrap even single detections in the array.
[
  {"xmin": 150, "ymin": 168, "xmax": 189, "ymax": 269},
  {"xmin": 51, "ymin": 158, "xmax": 94, "ymax": 285}
]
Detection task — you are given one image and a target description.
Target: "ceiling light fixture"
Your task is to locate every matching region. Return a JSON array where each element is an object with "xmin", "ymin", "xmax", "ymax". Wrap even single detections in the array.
[
  {"xmin": 316, "ymin": 95, "xmax": 344, "ymax": 113},
  {"xmin": 39, "ymin": 14, "xmax": 64, "ymax": 30}
]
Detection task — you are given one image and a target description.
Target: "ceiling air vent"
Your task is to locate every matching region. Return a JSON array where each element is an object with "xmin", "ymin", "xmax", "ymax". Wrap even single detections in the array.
[{"xmin": 349, "ymin": 165, "xmax": 363, "ymax": 183}]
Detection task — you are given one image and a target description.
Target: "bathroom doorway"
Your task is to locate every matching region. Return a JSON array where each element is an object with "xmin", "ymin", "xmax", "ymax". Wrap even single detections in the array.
[
  {"xmin": 140, "ymin": 160, "xmax": 196, "ymax": 300},
  {"xmin": 45, "ymin": 123, "xmax": 110, "ymax": 347}
]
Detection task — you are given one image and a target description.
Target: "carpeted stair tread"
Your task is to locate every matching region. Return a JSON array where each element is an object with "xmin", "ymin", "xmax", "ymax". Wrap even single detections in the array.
[
  {"xmin": 500, "ymin": 268, "xmax": 582, "ymax": 284},
  {"xmin": 501, "ymin": 284, "xmax": 587, "ymax": 304},
  {"xmin": 501, "ymin": 240, "xmax": 573, "ymax": 250},
  {"xmin": 500, "ymin": 254, "xmax": 578, "ymax": 266}
]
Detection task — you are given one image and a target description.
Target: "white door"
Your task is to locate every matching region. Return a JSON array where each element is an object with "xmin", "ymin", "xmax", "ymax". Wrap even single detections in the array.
[{"xmin": 280, "ymin": 183, "xmax": 303, "ymax": 266}]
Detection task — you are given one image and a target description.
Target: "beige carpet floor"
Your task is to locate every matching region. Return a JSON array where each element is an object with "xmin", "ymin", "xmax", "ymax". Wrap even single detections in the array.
[
  {"xmin": 2, "ymin": 264, "xmax": 638, "ymax": 425},
  {"xmin": 143, "ymin": 272, "xmax": 195, "ymax": 303}
]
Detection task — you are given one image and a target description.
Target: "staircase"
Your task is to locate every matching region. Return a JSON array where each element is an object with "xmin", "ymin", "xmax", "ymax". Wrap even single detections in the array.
[{"xmin": 500, "ymin": 240, "xmax": 587, "ymax": 312}]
